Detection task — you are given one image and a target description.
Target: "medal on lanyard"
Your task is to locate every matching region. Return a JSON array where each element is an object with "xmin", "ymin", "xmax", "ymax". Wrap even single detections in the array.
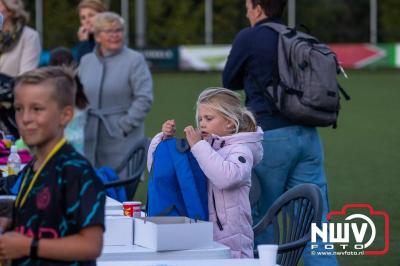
[{"xmin": 15, "ymin": 138, "xmax": 66, "ymax": 209}]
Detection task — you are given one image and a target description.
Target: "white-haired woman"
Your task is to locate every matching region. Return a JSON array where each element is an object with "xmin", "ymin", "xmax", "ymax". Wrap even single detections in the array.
[{"xmin": 79, "ymin": 12, "xmax": 153, "ymax": 172}]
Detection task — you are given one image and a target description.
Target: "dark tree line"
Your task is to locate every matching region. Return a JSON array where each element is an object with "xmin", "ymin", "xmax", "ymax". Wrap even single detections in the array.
[{"xmin": 22, "ymin": 0, "xmax": 400, "ymax": 50}]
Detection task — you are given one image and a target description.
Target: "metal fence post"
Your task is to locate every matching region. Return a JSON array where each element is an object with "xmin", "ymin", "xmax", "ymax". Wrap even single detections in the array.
[
  {"xmin": 135, "ymin": 0, "xmax": 146, "ymax": 48},
  {"xmin": 288, "ymin": 0, "xmax": 296, "ymax": 28},
  {"xmin": 35, "ymin": 0, "xmax": 43, "ymax": 45},
  {"xmin": 121, "ymin": 0, "xmax": 130, "ymax": 46},
  {"xmin": 205, "ymin": 0, "xmax": 213, "ymax": 45},
  {"xmin": 370, "ymin": 0, "xmax": 378, "ymax": 44}
]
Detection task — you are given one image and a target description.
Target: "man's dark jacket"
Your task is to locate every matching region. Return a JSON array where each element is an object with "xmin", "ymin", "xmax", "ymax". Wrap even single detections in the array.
[{"xmin": 223, "ymin": 18, "xmax": 294, "ymax": 131}]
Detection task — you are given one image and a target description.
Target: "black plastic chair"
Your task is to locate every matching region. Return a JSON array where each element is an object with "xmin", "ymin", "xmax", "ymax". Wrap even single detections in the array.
[
  {"xmin": 253, "ymin": 183, "xmax": 323, "ymax": 266},
  {"xmin": 104, "ymin": 137, "xmax": 150, "ymax": 200}
]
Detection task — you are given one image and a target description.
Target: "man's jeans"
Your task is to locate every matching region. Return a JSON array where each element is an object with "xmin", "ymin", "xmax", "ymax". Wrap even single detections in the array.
[{"xmin": 252, "ymin": 126, "xmax": 338, "ymax": 266}]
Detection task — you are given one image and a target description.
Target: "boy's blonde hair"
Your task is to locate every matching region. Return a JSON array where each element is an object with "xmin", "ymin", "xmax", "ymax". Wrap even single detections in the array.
[
  {"xmin": 14, "ymin": 66, "xmax": 77, "ymax": 108},
  {"xmin": 196, "ymin": 87, "xmax": 257, "ymax": 133}
]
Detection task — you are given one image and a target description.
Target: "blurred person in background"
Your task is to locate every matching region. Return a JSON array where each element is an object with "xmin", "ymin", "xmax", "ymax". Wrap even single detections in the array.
[
  {"xmin": 0, "ymin": 0, "xmax": 41, "ymax": 136},
  {"xmin": 79, "ymin": 12, "xmax": 153, "ymax": 171},
  {"xmin": 76, "ymin": 0, "xmax": 107, "ymax": 63},
  {"xmin": 49, "ymin": 47, "xmax": 75, "ymax": 67},
  {"xmin": 0, "ymin": 0, "xmax": 41, "ymax": 76},
  {"xmin": 49, "ymin": 47, "xmax": 89, "ymax": 154}
]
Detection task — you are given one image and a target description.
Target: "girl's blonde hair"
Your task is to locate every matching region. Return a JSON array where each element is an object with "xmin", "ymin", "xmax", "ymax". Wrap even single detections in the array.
[
  {"xmin": 195, "ymin": 87, "xmax": 257, "ymax": 133},
  {"xmin": 1, "ymin": 0, "xmax": 29, "ymax": 24}
]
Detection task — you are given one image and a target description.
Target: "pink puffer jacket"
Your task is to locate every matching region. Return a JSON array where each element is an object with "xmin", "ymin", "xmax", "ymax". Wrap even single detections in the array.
[{"xmin": 190, "ymin": 127, "xmax": 263, "ymax": 258}]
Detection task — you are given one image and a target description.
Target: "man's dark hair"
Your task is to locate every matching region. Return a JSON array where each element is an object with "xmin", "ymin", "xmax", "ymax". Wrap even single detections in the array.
[{"xmin": 250, "ymin": 0, "xmax": 287, "ymax": 18}]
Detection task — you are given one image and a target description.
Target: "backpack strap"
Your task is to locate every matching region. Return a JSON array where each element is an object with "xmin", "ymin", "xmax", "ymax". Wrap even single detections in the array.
[
  {"xmin": 262, "ymin": 21, "xmax": 291, "ymax": 35},
  {"xmin": 249, "ymin": 67, "xmax": 279, "ymax": 115},
  {"xmin": 338, "ymin": 83, "xmax": 351, "ymax": 101},
  {"xmin": 271, "ymin": 54, "xmax": 280, "ymax": 102}
]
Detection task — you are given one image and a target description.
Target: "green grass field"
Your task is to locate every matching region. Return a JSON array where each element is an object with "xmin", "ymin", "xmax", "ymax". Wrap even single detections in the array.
[{"xmin": 135, "ymin": 70, "xmax": 399, "ymax": 265}]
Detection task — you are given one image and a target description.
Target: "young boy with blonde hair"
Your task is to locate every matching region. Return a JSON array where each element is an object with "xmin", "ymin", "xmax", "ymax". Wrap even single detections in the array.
[{"xmin": 0, "ymin": 66, "xmax": 105, "ymax": 265}]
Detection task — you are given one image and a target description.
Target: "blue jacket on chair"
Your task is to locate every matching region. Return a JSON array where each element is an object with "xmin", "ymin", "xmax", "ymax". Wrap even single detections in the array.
[
  {"xmin": 147, "ymin": 138, "xmax": 208, "ymax": 221},
  {"xmin": 96, "ymin": 166, "xmax": 127, "ymax": 202}
]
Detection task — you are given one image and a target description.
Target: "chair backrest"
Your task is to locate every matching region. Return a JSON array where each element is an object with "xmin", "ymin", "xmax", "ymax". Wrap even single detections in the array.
[
  {"xmin": 104, "ymin": 137, "xmax": 150, "ymax": 200},
  {"xmin": 253, "ymin": 183, "xmax": 323, "ymax": 266}
]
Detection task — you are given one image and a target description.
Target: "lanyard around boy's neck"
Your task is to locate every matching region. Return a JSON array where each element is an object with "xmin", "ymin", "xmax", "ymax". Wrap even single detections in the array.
[{"xmin": 15, "ymin": 138, "xmax": 66, "ymax": 209}]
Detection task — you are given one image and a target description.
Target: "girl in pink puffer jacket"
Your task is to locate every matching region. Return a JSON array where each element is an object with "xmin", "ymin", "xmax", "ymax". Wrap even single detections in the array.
[{"xmin": 148, "ymin": 88, "xmax": 263, "ymax": 258}]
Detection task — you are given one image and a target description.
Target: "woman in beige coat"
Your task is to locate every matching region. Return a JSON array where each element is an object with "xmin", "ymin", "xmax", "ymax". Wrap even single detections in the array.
[{"xmin": 0, "ymin": 0, "xmax": 41, "ymax": 77}]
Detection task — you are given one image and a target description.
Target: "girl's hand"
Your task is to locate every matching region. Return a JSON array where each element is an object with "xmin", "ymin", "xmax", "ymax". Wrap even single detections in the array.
[
  {"xmin": 77, "ymin": 26, "xmax": 89, "ymax": 41},
  {"xmin": 184, "ymin": 126, "xmax": 202, "ymax": 147},
  {"xmin": 0, "ymin": 232, "xmax": 31, "ymax": 259},
  {"xmin": 162, "ymin": 119, "xmax": 176, "ymax": 139}
]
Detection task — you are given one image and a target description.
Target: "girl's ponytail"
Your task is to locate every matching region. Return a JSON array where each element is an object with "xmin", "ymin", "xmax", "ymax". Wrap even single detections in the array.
[{"xmin": 239, "ymin": 109, "xmax": 257, "ymax": 133}]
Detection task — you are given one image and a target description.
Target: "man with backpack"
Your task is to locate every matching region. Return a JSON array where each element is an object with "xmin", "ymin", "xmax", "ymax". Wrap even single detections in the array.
[{"xmin": 223, "ymin": 0, "xmax": 338, "ymax": 264}]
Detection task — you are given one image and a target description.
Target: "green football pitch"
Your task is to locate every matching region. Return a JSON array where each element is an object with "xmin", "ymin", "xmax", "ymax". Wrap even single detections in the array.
[{"xmin": 136, "ymin": 70, "xmax": 399, "ymax": 265}]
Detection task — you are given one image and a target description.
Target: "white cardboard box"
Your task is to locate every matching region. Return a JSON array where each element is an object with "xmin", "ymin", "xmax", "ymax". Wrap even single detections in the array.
[
  {"xmin": 105, "ymin": 196, "xmax": 122, "ymax": 211},
  {"xmin": 105, "ymin": 216, "xmax": 134, "ymax": 246},
  {"xmin": 134, "ymin": 216, "xmax": 213, "ymax": 251}
]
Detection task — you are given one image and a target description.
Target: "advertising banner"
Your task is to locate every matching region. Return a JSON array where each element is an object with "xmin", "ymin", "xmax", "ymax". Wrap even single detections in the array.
[
  {"xmin": 140, "ymin": 48, "xmax": 179, "ymax": 70},
  {"xmin": 179, "ymin": 44, "xmax": 400, "ymax": 71}
]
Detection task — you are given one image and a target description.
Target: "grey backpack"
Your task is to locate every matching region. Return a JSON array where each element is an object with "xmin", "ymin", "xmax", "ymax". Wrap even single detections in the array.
[{"xmin": 260, "ymin": 22, "xmax": 350, "ymax": 127}]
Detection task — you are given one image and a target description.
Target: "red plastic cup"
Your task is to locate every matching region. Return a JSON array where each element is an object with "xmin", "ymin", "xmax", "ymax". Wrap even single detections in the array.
[{"xmin": 123, "ymin": 201, "xmax": 141, "ymax": 217}]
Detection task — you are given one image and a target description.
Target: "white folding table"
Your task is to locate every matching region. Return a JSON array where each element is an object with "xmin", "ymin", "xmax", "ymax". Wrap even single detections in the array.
[
  {"xmin": 98, "ymin": 258, "xmax": 269, "ymax": 266},
  {"xmin": 99, "ymin": 241, "xmax": 231, "ymax": 261}
]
